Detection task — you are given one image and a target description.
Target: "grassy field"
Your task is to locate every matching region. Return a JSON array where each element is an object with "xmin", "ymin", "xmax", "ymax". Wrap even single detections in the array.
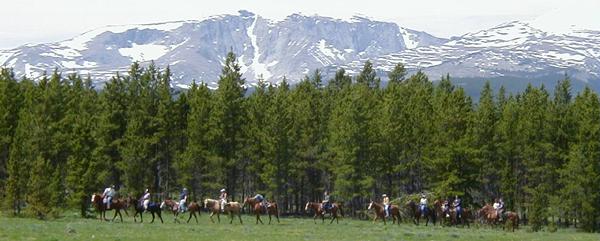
[{"xmin": 0, "ymin": 211, "xmax": 598, "ymax": 241}]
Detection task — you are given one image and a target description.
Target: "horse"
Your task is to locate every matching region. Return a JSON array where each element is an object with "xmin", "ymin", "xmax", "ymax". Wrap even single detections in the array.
[
  {"xmin": 204, "ymin": 198, "xmax": 243, "ymax": 224},
  {"xmin": 478, "ymin": 204, "xmax": 519, "ymax": 231},
  {"xmin": 502, "ymin": 211, "xmax": 520, "ymax": 232},
  {"xmin": 433, "ymin": 199, "xmax": 453, "ymax": 226},
  {"xmin": 478, "ymin": 204, "xmax": 499, "ymax": 226},
  {"xmin": 243, "ymin": 196, "xmax": 280, "ymax": 224},
  {"xmin": 90, "ymin": 193, "xmax": 129, "ymax": 222},
  {"xmin": 449, "ymin": 205, "xmax": 471, "ymax": 227},
  {"xmin": 160, "ymin": 198, "xmax": 201, "ymax": 224},
  {"xmin": 367, "ymin": 200, "xmax": 400, "ymax": 225},
  {"xmin": 406, "ymin": 200, "xmax": 434, "ymax": 226},
  {"xmin": 129, "ymin": 197, "xmax": 164, "ymax": 223},
  {"xmin": 304, "ymin": 202, "xmax": 343, "ymax": 224}
]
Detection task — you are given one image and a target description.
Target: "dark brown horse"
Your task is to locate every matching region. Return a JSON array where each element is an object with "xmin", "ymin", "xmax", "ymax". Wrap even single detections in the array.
[
  {"xmin": 304, "ymin": 202, "xmax": 343, "ymax": 224},
  {"xmin": 90, "ymin": 193, "xmax": 129, "ymax": 222},
  {"xmin": 243, "ymin": 196, "xmax": 280, "ymax": 224},
  {"xmin": 129, "ymin": 197, "xmax": 164, "ymax": 223},
  {"xmin": 406, "ymin": 200, "xmax": 434, "ymax": 226},
  {"xmin": 449, "ymin": 205, "xmax": 472, "ymax": 227},
  {"xmin": 368, "ymin": 201, "xmax": 400, "ymax": 225},
  {"xmin": 161, "ymin": 198, "xmax": 201, "ymax": 224},
  {"xmin": 502, "ymin": 211, "xmax": 520, "ymax": 232}
]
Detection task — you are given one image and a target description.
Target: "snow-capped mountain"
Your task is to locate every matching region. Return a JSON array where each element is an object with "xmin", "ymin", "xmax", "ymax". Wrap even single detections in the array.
[
  {"xmin": 1, "ymin": 10, "xmax": 600, "ymax": 92},
  {"xmin": 365, "ymin": 21, "xmax": 600, "ymax": 83},
  {"xmin": 0, "ymin": 10, "xmax": 443, "ymax": 88}
]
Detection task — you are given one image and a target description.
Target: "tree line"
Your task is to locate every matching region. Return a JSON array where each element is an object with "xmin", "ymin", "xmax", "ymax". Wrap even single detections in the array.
[{"xmin": 0, "ymin": 51, "xmax": 598, "ymax": 232}]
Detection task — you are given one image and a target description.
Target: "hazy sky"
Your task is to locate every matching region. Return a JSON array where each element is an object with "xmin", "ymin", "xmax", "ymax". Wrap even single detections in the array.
[{"xmin": 1, "ymin": 0, "xmax": 599, "ymax": 49}]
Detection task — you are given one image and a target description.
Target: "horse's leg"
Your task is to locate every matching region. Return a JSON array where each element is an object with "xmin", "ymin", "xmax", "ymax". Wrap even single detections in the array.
[
  {"xmin": 313, "ymin": 214, "xmax": 318, "ymax": 224},
  {"xmin": 158, "ymin": 211, "xmax": 164, "ymax": 223},
  {"xmin": 118, "ymin": 210, "xmax": 123, "ymax": 223},
  {"xmin": 238, "ymin": 213, "xmax": 243, "ymax": 224},
  {"xmin": 111, "ymin": 210, "xmax": 118, "ymax": 222},
  {"xmin": 268, "ymin": 213, "xmax": 272, "ymax": 225},
  {"xmin": 373, "ymin": 215, "xmax": 378, "ymax": 224},
  {"xmin": 209, "ymin": 212, "xmax": 215, "ymax": 223},
  {"xmin": 150, "ymin": 212, "xmax": 155, "ymax": 223},
  {"xmin": 194, "ymin": 212, "xmax": 198, "ymax": 224},
  {"xmin": 187, "ymin": 212, "xmax": 192, "ymax": 223}
]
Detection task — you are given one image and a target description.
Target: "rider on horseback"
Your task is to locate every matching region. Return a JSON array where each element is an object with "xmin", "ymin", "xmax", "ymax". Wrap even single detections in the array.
[
  {"xmin": 321, "ymin": 191, "xmax": 331, "ymax": 215},
  {"xmin": 142, "ymin": 188, "xmax": 151, "ymax": 211},
  {"xmin": 453, "ymin": 195, "xmax": 462, "ymax": 218},
  {"xmin": 419, "ymin": 193, "xmax": 428, "ymax": 214},
  {"xmin": 102, "ymin": 185, "xmax": 116, "ymax": 209},
  {"xmin": 220, "ymin": 189, "xmax": 228, "ymax": 212},
  {"xmin": 494, "ymin": 197, "xmax": 505, "ymax": 221},
  {"xmin": 179, "ymin": 187, "xmax": 189, "ymax": 213},
  {"xmin": 382, "ymin": 194, "xmax": 390, "ymax": 218},
  {"xmin": 254, "ymin": 193, "xmax": 268, "ymax": 208}
]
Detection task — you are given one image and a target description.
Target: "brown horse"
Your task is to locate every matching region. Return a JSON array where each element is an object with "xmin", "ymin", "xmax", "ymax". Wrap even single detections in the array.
[
  {"xmin": 243, "ymin": 196, "xmax": 280, "ymax": 224},
  {"xmin": 367, "ymin": 201, "xmax": 400, "ymax": 225},
  {"xmin": 204, "ymin": 198, "xmax": 243, "ymax": 224},
  {"xmin": 90, "ymin": 193, "xmax": 129, "ymax": 222},
  {"xmin": 161, "ymin": 198, "xmax": 201, "ymax": 224},
  {"xmin": 406, "ymin": 200, "xmax": 434, "ymax": 226},
  {"xmin": 502, "ymin": 211, "xmax": 520, "ymax": 232},
  {"xmin": 434, "ymin": 200, "xmax": 453, "ymax": 226},
  {"xmin": 479, "ymin": 204, "xmax": 519, "ymax": 231},
  {"xmin": 478, "ymin": 204, "xmax": 499, "ymax": 225},
  {"xmin": 304, "ymin": 202, "xmax": 343, "ymax": 224},
  {"xmin": 447, "ymin": 205, "xmax": 472, "ymax": 227}
]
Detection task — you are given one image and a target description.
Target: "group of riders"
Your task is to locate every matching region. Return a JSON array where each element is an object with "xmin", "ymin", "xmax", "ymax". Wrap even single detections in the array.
[
  {"xmin": 98, "ymin": 185, "xmax": 507, "ymax": 221},
  {"xmin": 99, "ymin": 185, "xmax": 271, "ymax": 214}
]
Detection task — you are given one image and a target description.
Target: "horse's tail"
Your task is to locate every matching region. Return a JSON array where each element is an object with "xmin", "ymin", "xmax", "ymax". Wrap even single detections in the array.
[{"xmin": 338, "ymin": 202, "xmax": 345, "ymax": 217}]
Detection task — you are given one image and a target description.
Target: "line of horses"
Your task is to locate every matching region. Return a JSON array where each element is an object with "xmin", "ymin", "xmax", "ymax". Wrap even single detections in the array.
[{"xmin": 90, "ymin": 193, "xmax": 519, "ymax": 231}]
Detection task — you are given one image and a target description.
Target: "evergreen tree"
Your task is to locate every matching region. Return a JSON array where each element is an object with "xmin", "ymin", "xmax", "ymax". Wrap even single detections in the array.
[
  {"xmin": 178, "ymin": 82, "xmax": 216, "ymax": 197},
  {"xmin": 356, "ymin": 60, "xmax": 380, "ymax": 89},
  {"xmin": 210, "ymin": 52, "xmax": 246, "ymax": 199},
  {"xmin": 0, "ymin": 68, "xmax": 21, "ymax": 196}
]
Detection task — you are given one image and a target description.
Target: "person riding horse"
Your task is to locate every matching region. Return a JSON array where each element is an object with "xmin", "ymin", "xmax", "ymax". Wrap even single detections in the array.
[
  {"xmin": 141, "ymin": 188, "xmax": 151, "ymax": 211},
  {"xmin": 419, "ymin": 193, "xmax": 428, "ymax": 215},
  {"xmin": 253, "ymin": 193, "xmax": 269, "ymax": 208},
  {"xmin": 493, "ymin": 197, "xmax": 505, "ymax": 221},
  {"xmin": 179, "ymin": 187, "xmax": 189, "ymax": 213},
  {"xmin": 321, "ymin": 191, "xmax": 331, "ymax": 215},
  {"xmin": 219, "ymin": 188, "xmax": 228, "ymax": 212},
  {"xmin": 382, "ymin": 194, "xmax": 390, "ymax": 218},
  {"xmin": 102, "ymin": 185, "xmax": 116, "ymax": 209},
  {"xmin": 442, "ymin": 199, "xmax": 450, "ymax": 217},
  {"xmin": 453, "ymin": 196, "xmax": 463, "ymax": 219}
]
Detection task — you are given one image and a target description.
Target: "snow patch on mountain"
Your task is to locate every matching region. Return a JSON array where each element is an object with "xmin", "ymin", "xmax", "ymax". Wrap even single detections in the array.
[
  {"xmin": 61, "ymin": 21, "xmax": 186, "ymax": 51},
  {"xmin": 119, "ymin": 43, "xmax": 170, "ymax": 62},
  {"xmin": 246, "ymin": 15, "xmax": 272, "ymax": 80}
]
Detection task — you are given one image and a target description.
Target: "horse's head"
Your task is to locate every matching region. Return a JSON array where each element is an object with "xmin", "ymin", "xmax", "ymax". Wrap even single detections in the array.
[
  {"xmin": 203, "ymin": 199, "xmax": 209, "ymax": 209},
  {"xmin": 368, "ymin": 200, "xmax": 374, "ymax": 210},
  {"xmin": 304, "ymin": 202, "xmax": 310, "ymax": 211},
  {"xmin": 160, "ymin": 201, "xmax": 166, "ymax": 209},
  {"xmin": 91, "ymin": 193, "xmax": 102, "ymax": 204}
]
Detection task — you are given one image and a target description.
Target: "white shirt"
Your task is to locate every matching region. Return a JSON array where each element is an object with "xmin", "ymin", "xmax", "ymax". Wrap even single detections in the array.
[
  {"xmin": 420, "ymin": 198, "xmax": 427, "ymax": 205},
  {"xmin": 103, "ymin": 188, "xmax": 115, "ymax": 197},
  {"xmin": 143, "ymin": 193, "xmax": 151, "ymax": 200},
  {"xmin": 493, "ymin": 202, "xmax": 500, "ymax": 209}
]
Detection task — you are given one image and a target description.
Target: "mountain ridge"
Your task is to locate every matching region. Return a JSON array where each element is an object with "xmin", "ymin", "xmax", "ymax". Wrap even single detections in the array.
[{"xmin": 1, "ymin": 10, "xmax": 599, "ymax": 91}]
